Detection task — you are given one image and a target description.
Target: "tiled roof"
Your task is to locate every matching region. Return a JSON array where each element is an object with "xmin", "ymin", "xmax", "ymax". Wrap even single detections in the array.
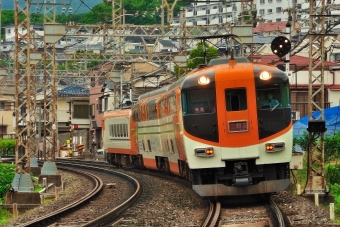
[
  {"xmin": 253, "ymin": 54, "xmax": 340, "ymax": 69},
  {"xmin": 58, "ymin": 85, "xmax": 89, "ymax": 97},
  {"xmin": 253, "ymin": 21, "xmax": 288, "ymax": 33}
]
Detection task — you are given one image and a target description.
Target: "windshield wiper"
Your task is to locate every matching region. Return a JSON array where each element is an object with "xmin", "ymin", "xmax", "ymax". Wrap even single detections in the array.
[{"xmin": 271, "ymin": 103, "xmax": 280, "ymax": 111}]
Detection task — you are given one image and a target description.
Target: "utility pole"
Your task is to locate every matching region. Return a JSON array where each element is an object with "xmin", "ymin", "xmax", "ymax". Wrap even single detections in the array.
[
  {"xmin": 305, "ymin": 0, "xmax": 330, "ymax": 195},
  {"xmin": 12, "ymin": 0, "xmax": 36, "ymax": 196},
  {"xmin": 14, "ymin": 0, "xmax": 34, "ymax": 174}
]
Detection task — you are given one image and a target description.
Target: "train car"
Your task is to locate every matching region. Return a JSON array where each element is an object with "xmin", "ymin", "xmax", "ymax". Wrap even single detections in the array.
[{"xmin": 102, "ymin": 56, "xmax": 293, "ymax": 197}]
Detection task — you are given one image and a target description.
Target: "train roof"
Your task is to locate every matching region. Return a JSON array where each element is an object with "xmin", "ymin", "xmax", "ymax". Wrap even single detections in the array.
[
  {"xmin": 138, "ymin": 75, "xmax": 187, "ymax": 100},
  {"xmin": 208, "ymin": 57, "xmax": 249, "ymax": 66},
  {"xmin": 102, "ymin": 108, "xmax": 131, "ymax": 120}
]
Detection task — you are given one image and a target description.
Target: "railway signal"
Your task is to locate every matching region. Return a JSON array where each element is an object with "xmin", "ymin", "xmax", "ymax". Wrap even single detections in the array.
[{"xmin": 270, "ymin": 36, "xmax": 291, "ymax": 58}]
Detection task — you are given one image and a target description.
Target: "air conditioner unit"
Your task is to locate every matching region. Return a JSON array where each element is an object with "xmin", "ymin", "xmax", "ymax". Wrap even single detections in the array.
[{"xmin": 292, "ymin": 111, "xmax": 300, "ymax": 120}]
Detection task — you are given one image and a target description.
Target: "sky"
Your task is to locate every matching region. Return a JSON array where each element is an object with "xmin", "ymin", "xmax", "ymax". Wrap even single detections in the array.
[{"xmin": 2, "ymin": 0, "xmax": 100, "ymax": 14}]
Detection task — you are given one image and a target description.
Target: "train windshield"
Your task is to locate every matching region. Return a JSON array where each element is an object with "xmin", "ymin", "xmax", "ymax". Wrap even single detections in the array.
[
  {"xmin": 181, "ymin": 88, "xmax": 219, "ymax": 142},
  {"xmin": 182, "ymin": 89, "xmax": 216, "ymax": 114},
  {"xmin": 256, "ymin": 81, "xmax": 291, "ymax": 139},
  {"xmin": 256, "ymin": 83, "xmax": 290, "ymax": 110}
]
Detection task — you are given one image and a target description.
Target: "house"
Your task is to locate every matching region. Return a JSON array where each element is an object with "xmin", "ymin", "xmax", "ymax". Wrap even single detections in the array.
[{"xmin": 253, "ymin": 21, "xmax": 301, "ymax": 37}]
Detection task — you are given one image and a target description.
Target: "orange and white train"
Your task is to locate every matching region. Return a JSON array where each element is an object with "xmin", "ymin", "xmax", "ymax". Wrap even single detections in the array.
[{"xmin": 102, "ymin": 57, "xmax": 293, "ymax": 197}]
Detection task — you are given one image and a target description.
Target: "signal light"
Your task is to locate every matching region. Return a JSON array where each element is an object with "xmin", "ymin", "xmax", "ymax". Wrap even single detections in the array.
[
  {"xmin": 206, "ymin": 148, "xmax": 214, "ymax": 155},
  {"xmin": 194, "ymin": 147, "xmax": 214, "ymax": 157},
  {"xmin": 266, "ymin": 144, "xmax": 274, "ymax": 151},
  {"xmin": 73, "ymin": 124, "xmax": 78, "ymax": 129},
  {"xmin": 271, "ymin": 36, "xmax": 291, "ymax": 58},
  {"xmin": 259, "ymin": 71, "xmax": 272, "ymax": 80},
  {"xmin": 198, "ymin": 76, "xmax": 210, "ymax": 85}
]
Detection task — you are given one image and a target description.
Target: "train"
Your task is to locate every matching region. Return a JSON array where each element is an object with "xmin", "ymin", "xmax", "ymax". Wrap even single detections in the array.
[{"xmin": 102, "ymin": 55, "xmax": 293, "ymax": 197}]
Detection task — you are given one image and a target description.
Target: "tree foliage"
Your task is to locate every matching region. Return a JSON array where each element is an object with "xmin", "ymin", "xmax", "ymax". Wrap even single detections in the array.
[
  {"xmin": 326, "ymin": 164, "xmax": 340, "ymax": 185},
  {"xmin": 187, "ymin": 42, "xmax": 218, "ymax": 70},
  {"xmin": 0, "ymin": 164, "xmax": 15, "ymax": 203},
  {"xmin": 0, "ymin": 139, "xmax": 15, "ymax": 156},
  {"xmin": 324, "ymin": 132, "xmax": 340, "ymax": 163},
  {"xmin": 0, "ymin": 0, "xmax": 186, "ymax": 27}
]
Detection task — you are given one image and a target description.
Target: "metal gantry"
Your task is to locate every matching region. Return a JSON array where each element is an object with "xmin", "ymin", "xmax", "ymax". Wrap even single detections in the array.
[
  {"xmin": 14, "ymin": 0, "xmax": 35, "ymax": 173},
  {"xmin": 305, "ymin": 0, "xmax": 328, "ymax": 194}
]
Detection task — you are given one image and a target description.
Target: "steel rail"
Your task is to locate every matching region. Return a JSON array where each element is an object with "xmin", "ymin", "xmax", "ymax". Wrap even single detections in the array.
[
  {"xmin": 201, "ymin": 200, "xmax": 221, "ymax": 227},
  {"xmin": 17, "ymin": 166, "xmax": 103, "ymax": 227}
]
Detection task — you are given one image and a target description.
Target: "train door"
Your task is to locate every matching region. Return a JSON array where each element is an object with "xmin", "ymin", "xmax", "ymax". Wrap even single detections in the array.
[{"xmin": 216, "ymin": 79, "xmax": 259, "ymax": 159}]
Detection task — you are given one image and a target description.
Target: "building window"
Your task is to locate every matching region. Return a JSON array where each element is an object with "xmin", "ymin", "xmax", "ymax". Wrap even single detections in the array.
[
  {"xmin": 0, "ymin": 102, "xmax": 4, "ymax": 110},
  {"xmin": 104, "ymin": 97, "xmax": 108, "ymax": 111},
  {"xmin": 276, "ymin": 18, "xmax": 282, "ymax": 22},
  {"xmin": 260, "ymin": 0, "xmax": 265, "ymax": 3},
  {"xmin": 89, "ymin": 104, "xmax": 95, "ymax": 117},
  {"xmin": 276, "ymin": 7, "xmax": 282, "ymax": 12},
  {"xmin": 259, "ymin": 9, "xmax": 265, "ymax": 15},
  {"xmin": 7, "ymin": 29, "xmax": 10, "ymax": 34},
  {"xmin": 268, "ymin": 9, "xmax": 272, "ymax": 13},
  {"xmin": 73, "ymin": 104, "xmax": 88, "ymax": 119}
]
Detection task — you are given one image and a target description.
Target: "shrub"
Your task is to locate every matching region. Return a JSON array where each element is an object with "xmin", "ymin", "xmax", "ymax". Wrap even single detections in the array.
[
  {"xmin": 0, "ymin": 163, "xmax": 15, "ymax": 203},
  {"xmin": 326, "ymin": 164, "xmax": 340, "ymax": 185}
]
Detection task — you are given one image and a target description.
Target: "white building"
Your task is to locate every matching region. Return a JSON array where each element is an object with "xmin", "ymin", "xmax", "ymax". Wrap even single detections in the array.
[{"xmin": 172, "ymin": 0, "xmax": 340, "ymax": 32}]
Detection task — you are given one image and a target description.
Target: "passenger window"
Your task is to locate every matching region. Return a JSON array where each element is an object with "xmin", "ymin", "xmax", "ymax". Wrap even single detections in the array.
[{"xmin": 225, "ymin": 88, "xmax": 247, "ymax": 111}]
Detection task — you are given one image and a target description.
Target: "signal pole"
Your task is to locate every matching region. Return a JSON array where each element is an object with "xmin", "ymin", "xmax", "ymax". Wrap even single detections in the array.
[{"xmin": 305, "ymin": 0, "xmax": 329, "ymax": 195}]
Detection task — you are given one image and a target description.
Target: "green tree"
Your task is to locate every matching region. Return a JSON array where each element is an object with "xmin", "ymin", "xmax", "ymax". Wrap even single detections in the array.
[
  {"xmin": 324, "ymin": 132, "xmax": 340, "ymax": 163},
  {"xmin": 293, "ymin": 131, "xmax": 315, "ymax": 152},
  {"xmin": 0, "ymin": 139, "xmax": 15, "ymax": 156},
  {"xmin": 187, "ymin": 42, "xmax": 218, "ymax": 70},
  {"xmin": 0, "ymin": 163, "xmax": 15, "ymax": 203},
  {"xmin": 325, "ymin": 164, "xmax": 340, "ymax": 185}
]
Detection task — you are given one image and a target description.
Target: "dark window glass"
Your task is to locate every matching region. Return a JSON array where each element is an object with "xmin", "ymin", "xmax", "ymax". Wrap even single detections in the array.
[
  {"xmin": 182, "ymin": 89, "xmax": 216, "ymax": 115},
  {"xmin": 225, "ymin": 88, "xmax": 247, "ymax": 111},
  {"xmin": 74, "ymin": 105, "xmax": 88, "ymax": 119}
]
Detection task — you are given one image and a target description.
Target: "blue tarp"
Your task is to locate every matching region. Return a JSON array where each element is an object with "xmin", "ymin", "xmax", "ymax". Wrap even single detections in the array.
[{"xmin": 293, "ymin": 106, "xmax": 340, "ymax": 138}]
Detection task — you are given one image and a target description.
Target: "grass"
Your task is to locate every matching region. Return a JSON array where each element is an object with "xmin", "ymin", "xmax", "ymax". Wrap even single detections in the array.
[
  {"xmin": 0, "ymin": 208, "xmax": 13, "ymax": 225},
  {"xmin": 34, "ymin": 185, "xmax": 43, "ymax": 192},
  {"xmin": 289, "ymin": 153, "xmax": 340, "ymax": 223}
]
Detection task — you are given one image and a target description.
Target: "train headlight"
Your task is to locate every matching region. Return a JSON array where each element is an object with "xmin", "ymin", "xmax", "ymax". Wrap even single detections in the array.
[
  {"xmin": 260, "ymin": 71, "xmax": 272, "ymax": 80},
  {"xmin": 195, "ymin": 147, "xmax": 214, "ymax": 157},
  {"xmin": 198, "ymin": 76, "xmax": 210, "ymax": 85},
  {"xmin": 265, "ymin": 142, "xmax": 285, "ymax": 152}
]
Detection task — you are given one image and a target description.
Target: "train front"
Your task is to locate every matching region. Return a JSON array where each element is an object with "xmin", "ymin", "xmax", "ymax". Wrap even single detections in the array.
[{"xmin": 181, "ymin": 61, "xmax": 292, "ymax": 197}]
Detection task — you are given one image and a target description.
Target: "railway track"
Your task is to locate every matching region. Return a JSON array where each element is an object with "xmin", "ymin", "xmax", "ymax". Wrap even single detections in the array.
[
  {"xmin": 16, "ymin": 162, "xmax": 141, "ymax": 227},
  {"xmin": 56, "ymin": 159, "xmax": 286, "ymax": 227},
  {"xmin": 214, "ymin": 195, "xmax": 285, "ymax": 227}
]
